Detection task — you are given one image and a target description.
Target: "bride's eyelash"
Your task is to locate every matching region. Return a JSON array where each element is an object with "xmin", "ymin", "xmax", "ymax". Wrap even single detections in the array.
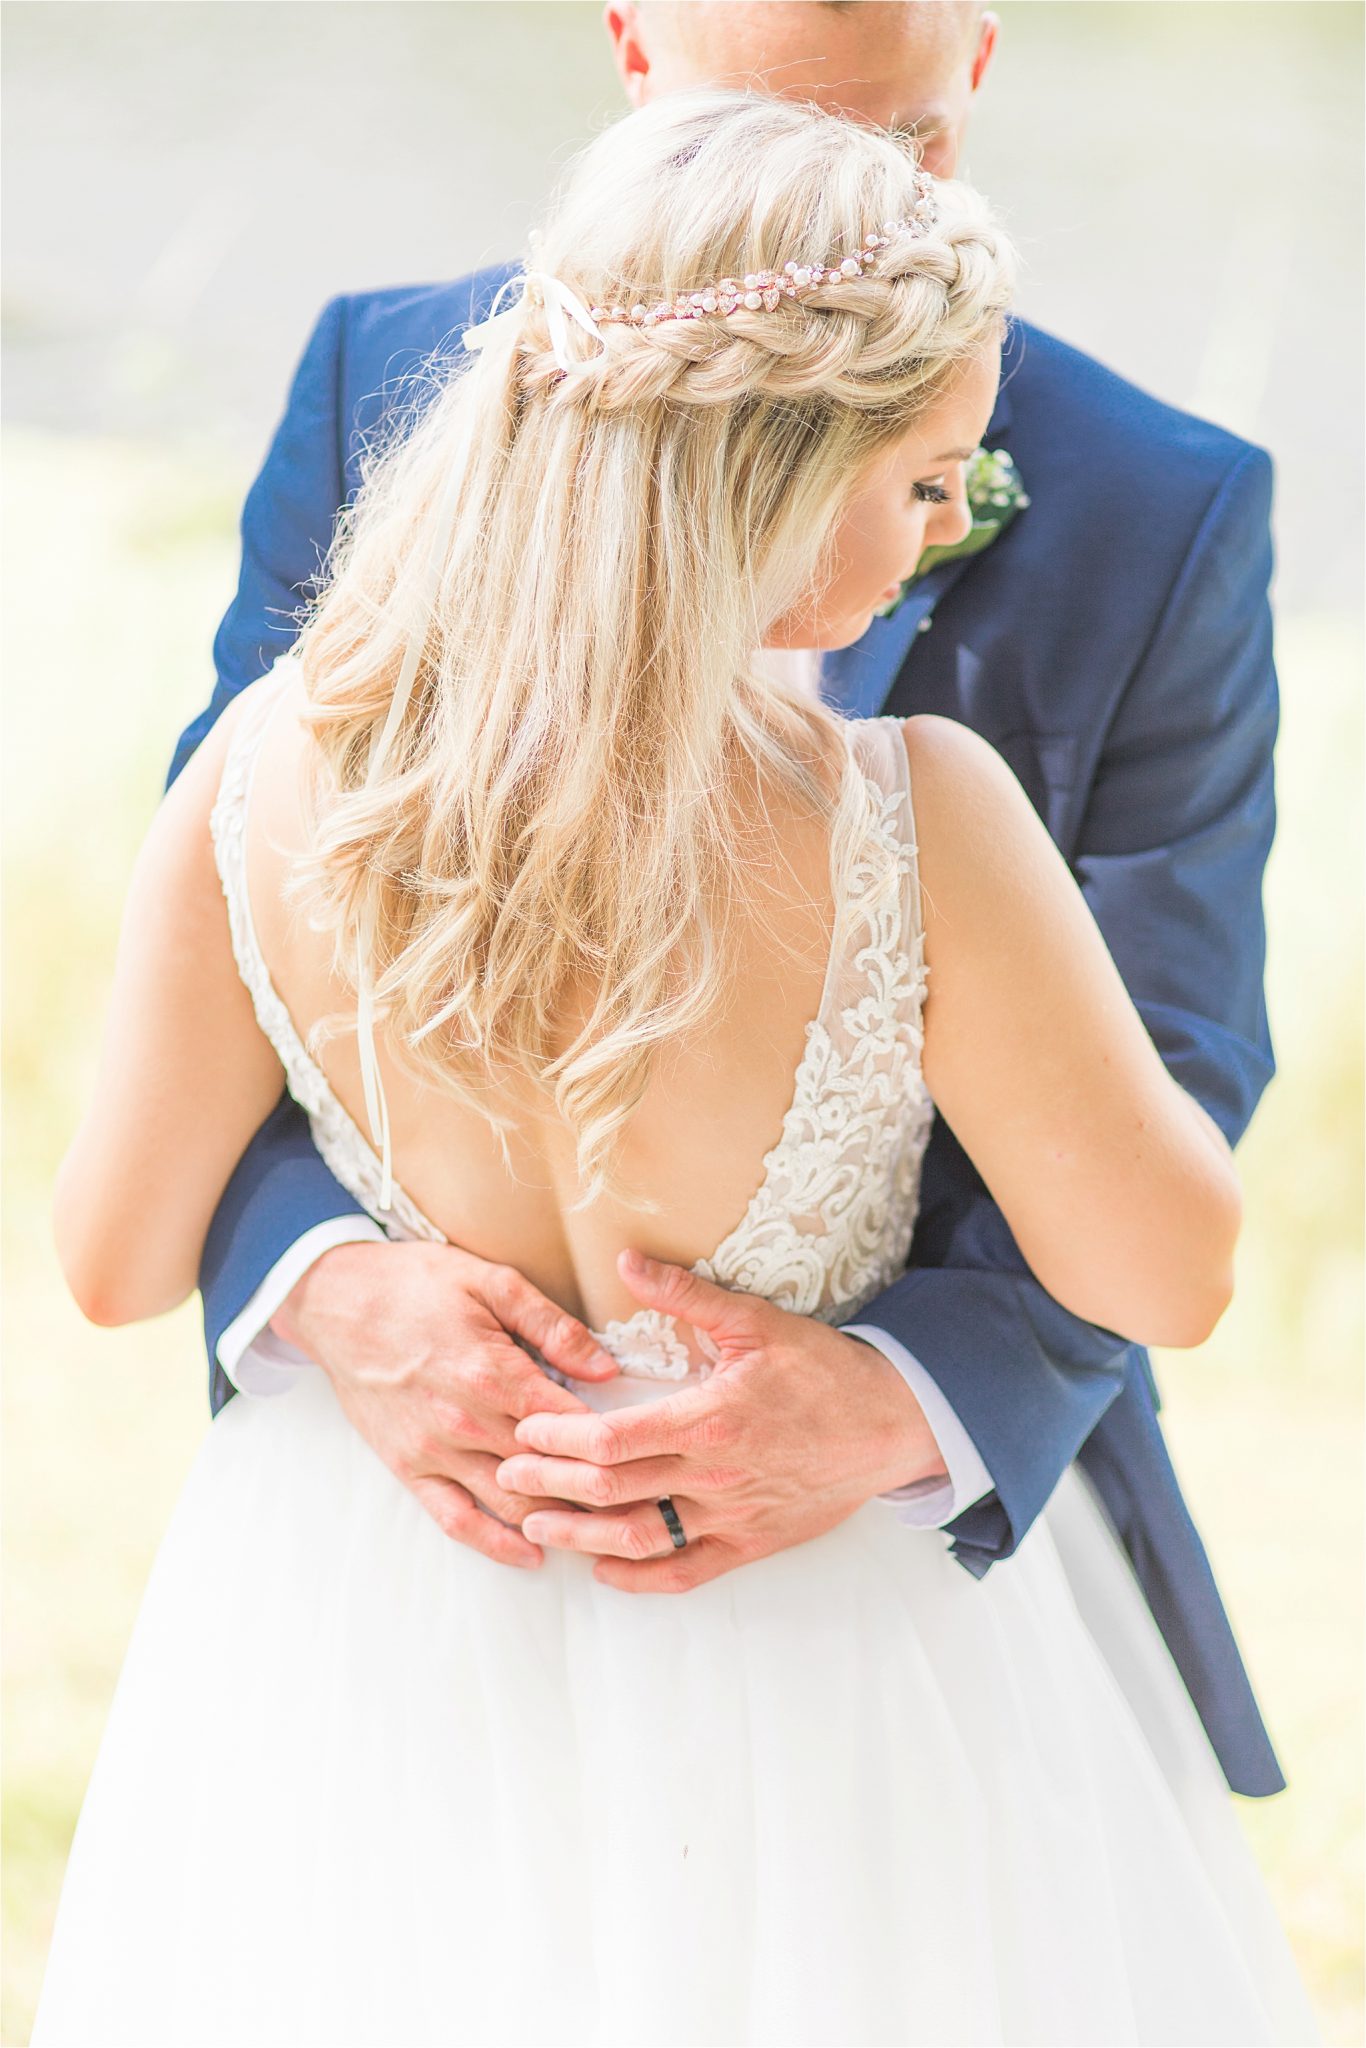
[{"xmin": 912, "ymin": 481, "xmax": 950, "ymax": 504}]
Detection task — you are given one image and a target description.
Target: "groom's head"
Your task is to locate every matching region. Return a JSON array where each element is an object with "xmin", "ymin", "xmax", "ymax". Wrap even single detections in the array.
[{"xmin": 604, "ymin": 1, "xmax": 997, "ymax": 176}]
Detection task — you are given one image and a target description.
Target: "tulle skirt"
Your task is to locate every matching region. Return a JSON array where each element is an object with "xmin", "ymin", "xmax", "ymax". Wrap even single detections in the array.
[{"xmin": 33, "ymin": 1367, "xmax": 1316, "ymax": 2047}]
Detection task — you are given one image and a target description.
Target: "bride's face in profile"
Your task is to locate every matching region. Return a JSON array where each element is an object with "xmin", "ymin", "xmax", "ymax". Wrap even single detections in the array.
[{"xmin": 766, "ymin": 335, "xmax": 1002, "ymax": 653}]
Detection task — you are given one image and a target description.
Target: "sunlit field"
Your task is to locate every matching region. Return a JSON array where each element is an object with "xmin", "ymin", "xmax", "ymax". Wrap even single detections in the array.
[{"xmin": 2, "ymin": 428, "xmax": 1362, "ymax": 2044}]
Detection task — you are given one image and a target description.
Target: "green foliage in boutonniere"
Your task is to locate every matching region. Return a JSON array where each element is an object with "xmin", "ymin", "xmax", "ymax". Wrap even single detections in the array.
[{"xmin": 876, "ymin": 445, "xmax": 1030, "ymax": 619}]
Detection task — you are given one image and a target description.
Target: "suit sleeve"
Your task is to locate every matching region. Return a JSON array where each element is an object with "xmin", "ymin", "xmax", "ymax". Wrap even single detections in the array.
[
  {"xmin": 858, "ymin": 446, "xmax": 1278, "ymax": 1572},
  {"xmin": 168, "ymin": 295, "xmax": 350, "ymax": 783},
  {"xmin": 176, "ymin": 297, "xmax": 368, "ymax": 1403}
]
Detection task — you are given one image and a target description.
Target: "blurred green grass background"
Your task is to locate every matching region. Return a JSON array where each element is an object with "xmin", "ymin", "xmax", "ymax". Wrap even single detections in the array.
[
  {"xmin": 3, "ymin": 0, "xmax": 1363, "ymax": 2039},
  {"xmin": 2, "ymin": 426, "xmax": 1362, "ymax": 2043}
]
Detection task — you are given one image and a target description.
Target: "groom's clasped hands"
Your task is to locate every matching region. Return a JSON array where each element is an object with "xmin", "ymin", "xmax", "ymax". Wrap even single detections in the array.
[
  {"xmin": 504, "ymin": 1250, "xmax": 946, "ymax": 1590},
  {"xmin": 276, "ymin": 1242, "xmax": 945, "ymax": 1591}
]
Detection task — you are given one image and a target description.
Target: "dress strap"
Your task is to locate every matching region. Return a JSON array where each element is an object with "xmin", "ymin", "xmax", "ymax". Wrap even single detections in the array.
[
  {"xmin": 207, "ymin": 658, "xmax": 441, "ymax": 1246},
  {"xmin": 688, "ymin": 713, "xmax": 933, "ymax": 1335},
  {"xmin": 215, "ymin": 665, "xmax": 289, "ymax": 822},
  {"xmin": 841, "ymin": 715, "xmax": 927, "ymax": 1030},
  {"xmin": 214, "ymin": 658, "xmax": 397, "ymax": 1213}
]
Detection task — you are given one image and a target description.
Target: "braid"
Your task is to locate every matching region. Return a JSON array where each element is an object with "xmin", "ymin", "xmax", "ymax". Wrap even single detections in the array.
[{"xmin": 516, "ymin": 195, "xmax": 1010, "ymax": 417}]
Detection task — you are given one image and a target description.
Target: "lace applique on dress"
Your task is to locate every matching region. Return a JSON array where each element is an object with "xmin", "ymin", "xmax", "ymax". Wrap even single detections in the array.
[
  {"xmin": 573, "ymin": 719, "xmax": 933, "ymax": 1378},
  {"xmin": 211, "ymin": 680, "xmax": 933, "ymax": 1382},
  {"xmin": 595, "ymin": 1310, "xmax": 694, "ymax": 1382},
  {"xmin": 693, "ymin": 719, "xmax": 932, "ymax": 1328}
]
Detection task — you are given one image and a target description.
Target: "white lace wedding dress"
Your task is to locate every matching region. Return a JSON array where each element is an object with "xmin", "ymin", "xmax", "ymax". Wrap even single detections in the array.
[{"xmin": 34, "ymin": 688, "xmax": 1316, "ymax": 2047}]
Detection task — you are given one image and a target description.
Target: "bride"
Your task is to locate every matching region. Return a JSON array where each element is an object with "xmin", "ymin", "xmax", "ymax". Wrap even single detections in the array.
[{"xmin": 36, "ymin": 90, "xmax": 1314, "ymax": 2048}]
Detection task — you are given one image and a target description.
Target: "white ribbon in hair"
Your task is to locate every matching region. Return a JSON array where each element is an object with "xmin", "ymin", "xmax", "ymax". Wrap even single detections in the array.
[{"xmin": 463, "ymin": 269, "xmax": 607, "ymax": 377}]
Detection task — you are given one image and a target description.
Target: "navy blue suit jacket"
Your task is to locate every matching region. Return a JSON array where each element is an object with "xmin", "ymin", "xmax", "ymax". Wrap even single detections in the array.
[{"xmin": 174, "ymin": 274, "xmax": 1284, "ymax": 1797}]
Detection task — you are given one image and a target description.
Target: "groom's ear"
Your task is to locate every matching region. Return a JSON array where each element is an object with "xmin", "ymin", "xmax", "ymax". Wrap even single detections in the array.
[
  {"xmin": 604, "ymin": 3, "xmax": 652, "ymax": 108},
  {"xmin": 970, "ymin": 11, "xmax": 1000, "ymax": 94}
]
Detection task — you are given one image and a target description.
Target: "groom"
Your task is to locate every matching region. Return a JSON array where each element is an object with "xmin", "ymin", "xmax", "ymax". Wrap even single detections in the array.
[{"xmin": 176, "ymin": 2, "xmax": 1284, "ymax": 1797}]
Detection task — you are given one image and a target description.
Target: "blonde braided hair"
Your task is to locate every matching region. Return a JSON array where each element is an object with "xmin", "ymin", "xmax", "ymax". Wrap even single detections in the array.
[{"xmin": 293, "ymin": 88, "xmax": 1015, "ymax": 1203}]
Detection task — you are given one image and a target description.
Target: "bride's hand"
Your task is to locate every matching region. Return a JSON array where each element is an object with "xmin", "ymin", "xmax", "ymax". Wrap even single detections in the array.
[
  {"xmin": 273, "ymin": 1240, "xmax": 621, "ymax": 1568},
  {"xmin": 496, "ymin": 1251, "xmax": 946, "ymax": 1591}
]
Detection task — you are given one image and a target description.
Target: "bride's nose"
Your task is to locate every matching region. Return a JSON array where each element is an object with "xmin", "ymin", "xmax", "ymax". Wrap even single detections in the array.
[{"xmin": 928, "ymin": 473, "xmax": 973, "ymax": 551}]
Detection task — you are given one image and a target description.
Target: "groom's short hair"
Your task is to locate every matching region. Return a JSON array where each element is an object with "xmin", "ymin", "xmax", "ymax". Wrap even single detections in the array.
[{"xmin": 645, "ymin": 2, "xmax": 985, "ymax": 67}]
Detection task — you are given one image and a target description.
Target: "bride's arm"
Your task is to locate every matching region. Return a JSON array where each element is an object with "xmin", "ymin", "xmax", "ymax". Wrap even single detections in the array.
[
  {"xmin": 906, "ymin": 714, "xmax": 1242, "ymax": 1351},
  {"xmin": 54, "ymin": 693, "xmax": 286, "ymax": 1327}
]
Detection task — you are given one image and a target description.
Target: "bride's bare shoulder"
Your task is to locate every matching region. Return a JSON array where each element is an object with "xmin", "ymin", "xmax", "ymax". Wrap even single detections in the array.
[
  {"xmin": 897, "ymin": 711, "xmax": 1018, "ymax": 805},
  {"xmin": 896, "ymin": 713, "xmax": 1055, "ymax": 925}
]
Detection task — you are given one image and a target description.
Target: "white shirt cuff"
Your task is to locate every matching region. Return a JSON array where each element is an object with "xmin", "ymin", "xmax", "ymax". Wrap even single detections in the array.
[
  {"xmin": 216, "ymin": 1216, "xmax": 387, "ymax": 1397},
  {"xmin": 843, "ymin": 1323, "xmax": 995, "ymax": 1529}
]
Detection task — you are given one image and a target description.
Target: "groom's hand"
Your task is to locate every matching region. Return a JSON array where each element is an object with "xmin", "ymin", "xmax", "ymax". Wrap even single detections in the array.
[
  {"xmin": 496, "ymin": 1251, "xmax": 947, "ymax": 1592},
  {"xmin": 273, "ymin": 1242, "xmax": 620, "ymax": 1568}
]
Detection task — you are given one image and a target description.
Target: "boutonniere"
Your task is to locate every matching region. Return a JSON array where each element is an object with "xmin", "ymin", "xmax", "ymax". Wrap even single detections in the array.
[{"xmin": 876, "ymin": 445, "xmax": 1030, "ymax": 618}]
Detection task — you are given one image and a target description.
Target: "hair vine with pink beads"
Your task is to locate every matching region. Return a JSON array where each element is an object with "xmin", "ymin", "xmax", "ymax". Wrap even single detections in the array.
[{"xmin": 573, "ymin": 166, "xmax": 940, "ymax": 331}]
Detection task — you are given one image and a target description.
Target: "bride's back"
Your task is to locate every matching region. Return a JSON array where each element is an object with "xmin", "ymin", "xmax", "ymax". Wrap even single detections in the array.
[{"xmin": 245, "ymin": 673, "xmax": 849, "ymax": 1335}]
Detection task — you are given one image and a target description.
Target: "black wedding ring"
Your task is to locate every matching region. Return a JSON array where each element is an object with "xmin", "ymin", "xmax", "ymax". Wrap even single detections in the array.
[{"xmin": 657, "ymin": 1497, "xmax": 688, "ymax": 1550}]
